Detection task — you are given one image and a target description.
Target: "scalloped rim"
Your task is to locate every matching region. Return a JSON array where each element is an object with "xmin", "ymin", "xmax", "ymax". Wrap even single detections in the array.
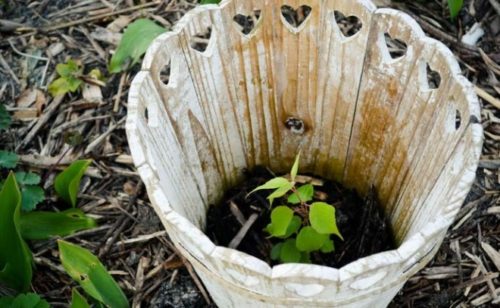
[{"xmin": 126, "ymin": 0, "xmax": 483, "ymax": 299}]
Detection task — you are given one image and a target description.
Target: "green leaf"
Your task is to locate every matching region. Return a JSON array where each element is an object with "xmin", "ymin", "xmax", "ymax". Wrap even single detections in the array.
[
  {"xmin": 270, "ymin": 243, "xmax": 282, "ymax": 261},
  {"xmin": 267, "ymin": 182, "xmax": 294, "ymax": 205},
  {"xmin": 287, "ymin": 184, "xmax": 314, "ymax": 204},
  {"xmin": 56, "ymin": 59, "xmax": 81, "ymax": 77},
  {"xmin": 0, "ymin": 151, "xmax": 19, "ymax": 168},
  {"xmin": 448, "ymin": 0, "xmax": 463, "ymax": 20},
  {"xmin": 296, "ymin": 226, "xmax": 328, "ymax": 252},
  {"xmin": 0, "ymin": 104, "xmax": 12, "ymax": 131},
  {"xmin": 266, "ymin": 206, "xmax": 293, "ymax": 237},
  {"xmin": 249, "ymin": 177, "xmax": 291, "ymax": 195},
  {"xmin": 0, "ymin": 172, "xmax": 33, "ymax": 292},
  {"xmin": 200, "ymin": 0, "xmax": 221, "ymax": 4},
  {"xmin": 320, "ymin": 239, "xmax": 335, "ymax": 253},
  {"xmin": 309, "ymin": 202, "xmax": 343, "ymax": 239},
  {"xmin": 55, "ymin": 160, "xmax": 92, "ymax": 207},
  {"xmin": 290, "ymin": 153, "xmax": 300, "ymax": 181},
  {"xmin": 71, "ymin": 288, "xmax": 90, "ymax": 308},
  {"xmin": 109, "ymin": 19, "xmax": 167, "ymax": 73},
  {"xmin": 279, "ymin": 238, "xmax": 301, "ymax": 263},
  {"xmin": 15, "ymin": 172, "xmax": 41, "ymax": 185},
  {"xmin": 48, "ymin": 77, "xmax": 82, "ymax": 97},
  {"xmin": 280, "ymin": 215, "xmax": 302, "ymax": 239},
  {"xmin": 20, "ymin": 209, "xmax": 97, "ymax": 240},
  {"xmin": 0, "ymin": 293, "xmax": 50, "ymax": 308},
  {"xmin": 58, "ymin": 240, "xmax": 129, "ymax": 308},
  {"xmin": 21, "ymin": 185, "xmax": 45, "ymax": 212}
]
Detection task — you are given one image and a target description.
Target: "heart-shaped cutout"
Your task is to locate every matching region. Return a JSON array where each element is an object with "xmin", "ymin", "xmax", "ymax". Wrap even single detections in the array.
[
  {"xmin": 334, "ymin": 10, "xmax": 362, "ymax": 38},
  {"xmin": 384, "ymin": 32, "xmax": 407, "ymax": 59},
  {"xmin": 426, "ymin": 63, "xmax": 441, "ymax": 89},
  {"xmin": 233, "ymin": 10, "xmax": 261, "ymax": 35},
  {"xmin": 190, "ymin": 27, "xmax": 212, "ymax": 53},
  {"xmin": 281, "ymin": 5, "xmax": 312, "ymax": 28}
]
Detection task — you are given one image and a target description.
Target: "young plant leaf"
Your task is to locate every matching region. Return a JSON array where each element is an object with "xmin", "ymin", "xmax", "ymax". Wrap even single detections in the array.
[
  {"xmin": 267, "ymin": 182, "xmax": 294, "ymax": 205},
  {"xmin": 0, "ymin": 150, "xmax": 18, "ymax": 168},
  {"xmin": 280, "ymin": 215, "xmax": 302, "ymax": 239},
  {"xmin": 0, "ymin": 293, "xmax": 50, "ymax": 308},
  {"xmin": 248, "ymin": 177, "xmax": 290, "ymax": 195},
  {"xmin": 448, "ymin": 0, "xmax": 463, "ymax": 20},
  {"xmin": 20, "ymin": 209, "xmax": 97, "ymax": 240},
  {"xmin": 0, "ymin": 173, "xmax": 33, "ymax": 292},
  {"xmin": 309, "ymin": 202, "xmax": 343, "ymax": 239},
  {"xmin": 279, "ymin": 238, "xmax": 301, "ymax": 263},
  {"xmin": 200, "ymin": 0, "xmax": 221, "ymax": 4},
  {"xmin": 55, "ymin": 160, "xmax": 92, "ymax": 207},
  {"xmin": 71, "ymin": 288, "xmax": 90, "ymax": 308},
  {"xmin": 48, "ymin": 59, "xmax": 83, "ymax": 97},
  {"xmin": 296, "ymin": 226, "xmax": 328, "ymax": 252},
  {"xmin": 290, "ymin": 153, "xmax": 300, "ymax": 181},
  {"xmin": 270, "ymin": 243, "xmax": 283, "ymax": 261},
  {"xmin": 287, "ymin": 184, "xmax": 314, "ymax": 204},
  {"xmin": 109, "ymin": 19, "xmax": 167, "ymax": 73},
  {"xmin": 58, "ymin": 240, "xmax": 129, "ymax": 308},
  {"xmin": 21, "ymin": 185, "xmax": 45, "ymax": 212},
  {"xmin": 0, "ymin": 103, "xmax": 12, "ymax": 131},
  {"xmin": 15, "ymin": 172, "xmax": 41, "ymax": 185},
  {"xmin": 267, "ymin": 206, "xmax": 293, "ymax": 237},
  {"xmin": 320, "ymin": 239, "xmax": 335, "ymax": 253}
]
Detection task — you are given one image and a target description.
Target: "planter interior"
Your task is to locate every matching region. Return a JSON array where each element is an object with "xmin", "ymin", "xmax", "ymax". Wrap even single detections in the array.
[{"xmin": 126, "ymin": 0, "xmax": 482, "ymax": 306}]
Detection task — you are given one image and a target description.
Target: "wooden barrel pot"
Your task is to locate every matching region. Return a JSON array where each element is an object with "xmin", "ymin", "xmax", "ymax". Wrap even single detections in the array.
[{"xmin": 126, "ymin": 0, "xmax": 483, "ymax": 306}]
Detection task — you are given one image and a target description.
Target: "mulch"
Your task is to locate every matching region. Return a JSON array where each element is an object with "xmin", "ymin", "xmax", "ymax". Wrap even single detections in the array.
[{"xmin": 0, "ymin": 0, "xmax": 498, "ymax": 307}]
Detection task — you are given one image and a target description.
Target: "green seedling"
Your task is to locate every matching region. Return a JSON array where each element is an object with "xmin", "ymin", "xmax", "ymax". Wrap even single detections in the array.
[{"xmin": 250, "ymin": 154, "xmax": 342, "ymax": 264}]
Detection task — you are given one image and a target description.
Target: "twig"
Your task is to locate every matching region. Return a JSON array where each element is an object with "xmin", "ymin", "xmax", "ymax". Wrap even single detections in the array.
[
  {"xmin": 41, "ymin": 1, "xmax": 161, "ymax": 33},
  {"xmin": 18, "ymin": 95, "xmax": 65, "ymax": 150},
  {"xmin": 0, "ymin": 53, "xmax": 20, "ymax": 84},
  {"xmin": 475, "ymin": 86, "xmax": 500, "ymax": 109},
  {"xmin": 84, "ymin": 117, "xmax": 126, "ymax": 154},
  {"xmin": 228, "ymin": 213, "xmax": 258, "ymax": 249}
]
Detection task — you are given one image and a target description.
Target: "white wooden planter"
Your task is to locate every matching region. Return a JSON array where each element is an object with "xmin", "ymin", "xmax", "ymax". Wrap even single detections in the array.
[{"xmin": 126, "ymin": 0, "xmax": 483, "ymax": 307}]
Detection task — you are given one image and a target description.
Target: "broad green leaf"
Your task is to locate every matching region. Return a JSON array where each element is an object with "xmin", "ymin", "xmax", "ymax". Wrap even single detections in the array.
[
  {"xmin": 310, "ymin": 202, "xmax": 343, "ymax": 239},
  {"xmin": 249, "ymin": 177, "xmax": 291, "ymax": 195},
  {"xmin": 48, "ymin": 76, "xmax": 82, "ymax": 97},
  {"xmin": 71, "ymin": 288, "xmax": 90, "ymax": 308},
  {"xmin": 15, "ymin": 172, "xmax": 41, "ymax": 185},
  {"xmin": 290, "ymin": 153, "xmax": 300, "ymax": 181},
  {"xmin": 279, "ymin": 238, "xmax": 301, "ymax": 263},
  {"xmin": 56, "ymin": 59, "xmax": 81, "ymax": 77},
  {"xmin": 55, "ymin": 160, "xmax": 92, "ymax": 207},
  {"xmin": 21, "ymin": 185, "xmax": 45, "ymax": 212},
  {"xmin": 0, "ymin": 150, "xmax": 18, "ymax": 168},
  {"xmin": 0, "ymin": 104, "xmax": 12, "ymax": 130},
  {"xmin": 287, "ymin": 184, "xmax": 314, "ymax": 204},
  {"xmin": 200, "ymin": 0, "xmax": 221, "ymax": 4},
  {"xmin": 267, "ymin": 182, "xmax": 294, "ymax": 205},
  {"xmin": 109, "ymin": 19, "xmax": 167, "ymax": 73},
  {"xmin": 270, "ymin": 243, "xmax": 282, "ymax": 261},
  {"xmin": 267, "ymin": 206, "xmax": 293, "ymax": 237},
  {"xmin": 0, "ymin": 293, "xmax": 50, "ymax": 308},
  {"xmin": 20, "ymin": 209, "xmax": 97, "ymax": 240},
  {"xmin": 0, "ymin": 173, "xmax": 33, "ymax": 292},
  {"xmin": 448, "ymin": 0, "xmax": 463, "ymax": 20},
  {"xmin": 320, "ymin": 239, "xmax": 335, "ymax": 253},
  {"xmin": 280, "ymin": 215, "xmax": 301, "ymax": 239},
  {"xmin": 58, "ymin": 240, "xmax": 129, "ymax": 308},
  {"xmin": 296, "ymin": 226, "xmax": 328, "ymax": 252}
]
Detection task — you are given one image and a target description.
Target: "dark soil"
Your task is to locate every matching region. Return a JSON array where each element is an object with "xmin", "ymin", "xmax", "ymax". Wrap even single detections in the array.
[{"xmin": 206, "ymin": 166, "xmax": 396, "ymax": 268}]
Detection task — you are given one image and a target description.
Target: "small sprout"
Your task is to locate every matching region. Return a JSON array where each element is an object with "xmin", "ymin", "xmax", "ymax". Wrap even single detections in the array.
[
  {"xmin": 15, "ymin": 171, "xmax": 45, "ymax": 212},
  {"xmin": 448, "ymin": 0, "xmax": 463, "ymax": 20},
  {"xmin": 249, "ymin": 153, "xmax": 343, "ymax": 264},
  {"xmin": 48, "ymin": 59, "xmax": 84, "ymax": 97},
  {"xmin": 55, "ymin": 160, "xmax": 92, "ymax": 208}
]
